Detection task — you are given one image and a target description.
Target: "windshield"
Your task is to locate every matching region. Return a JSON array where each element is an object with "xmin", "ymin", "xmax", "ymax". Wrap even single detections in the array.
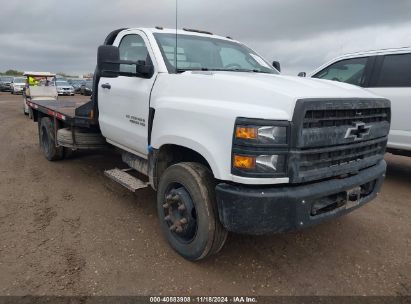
[
  {"xmin": 13, "ymin": 77, "xmax": 26, "ymax": 83},
  {"xmin": 1, "ymin": 77, "xmax": 13, "ymax": 82},
  {"xmin": 154, "ymin": 33, "xmax": 277, "ymax": 74},
  {"xmin": 56, "ymin": 81, "xmax": 70, "ymax": 86}
]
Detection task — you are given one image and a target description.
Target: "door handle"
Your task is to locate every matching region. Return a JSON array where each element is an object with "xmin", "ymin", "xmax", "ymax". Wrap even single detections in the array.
[{"xmin": 101, "ymin": 83, "xmax": 111, "ymax": 89}]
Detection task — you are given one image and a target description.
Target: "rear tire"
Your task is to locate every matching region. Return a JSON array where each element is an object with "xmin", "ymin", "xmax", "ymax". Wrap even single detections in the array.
[
  {"xmin": 157, "ymin": 162, "xmax": 228, "ymax": 261},
  {"xmin": 39, "ymin": 117, "xmax": 64, "ymax": 161}
]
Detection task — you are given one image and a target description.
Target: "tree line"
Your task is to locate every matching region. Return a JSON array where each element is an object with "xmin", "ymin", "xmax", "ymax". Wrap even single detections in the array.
[
  {"xmin": 0, "ymin": 70, "xmax": 82, "ymax": 78},
  {"xmin": 0, "ymin": 70, "xmax": 24, "ymax": 76}
]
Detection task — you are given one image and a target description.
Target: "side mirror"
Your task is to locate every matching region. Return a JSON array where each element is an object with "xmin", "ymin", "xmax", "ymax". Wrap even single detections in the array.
[
  {"xmin": 97, "ymin": 45, "xmax": 154, "ymax": 78},
  {"xmin": 272, "ymin": 61, "xmax": 281, "ymax": 72},
  {"xmin": 136, "ymin": 60, "xmax": 154, "ymax": 78},
  {"xmin": 298, "ymin": 72, "xmax": 306, "ymax": 77},
  {"xmin": 97, "ymin": 45, "xmax": 120, "ymax": 78}
]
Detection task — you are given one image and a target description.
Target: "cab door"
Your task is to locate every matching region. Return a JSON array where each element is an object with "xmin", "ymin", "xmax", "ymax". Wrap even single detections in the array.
[{"xmin": 98, "ymin": 31, "xmax": 157, "ymax": 158}]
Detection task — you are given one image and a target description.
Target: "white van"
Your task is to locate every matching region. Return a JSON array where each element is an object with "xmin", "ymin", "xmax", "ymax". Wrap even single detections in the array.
[
  {"xmin": 11, "ymin": 77, "xmax": 26, "ymax": 95},
  {"xmin": 306, "ymin": 47, "xmax": 411, "ymax": 156}
]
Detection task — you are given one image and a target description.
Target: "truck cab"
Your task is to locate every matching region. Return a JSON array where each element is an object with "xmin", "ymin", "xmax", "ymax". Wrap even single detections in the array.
[{"xmin": 29, "ymin": 28, "xmax": 391, "ymax": 261}]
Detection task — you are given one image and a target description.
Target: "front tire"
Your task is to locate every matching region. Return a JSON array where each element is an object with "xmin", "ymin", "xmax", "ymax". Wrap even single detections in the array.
[
  {"xmin": 157, "ymin": 162, "xmax": 228, "ymax": 261},
  {"xmin": 39, "ymin": 117, "xmax": 64, "ymax": 161}
]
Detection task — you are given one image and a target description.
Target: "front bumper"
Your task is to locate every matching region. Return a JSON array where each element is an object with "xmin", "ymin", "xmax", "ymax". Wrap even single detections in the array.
[
  {"xmin": 58, "ymin": 90, "xmax": 74, "ymax": 95},
  {"xmin": 216, "ymin": 161, "xmax": 386, "ymax": 235},
  {"xmin": 13, "ymin": 87, "xmax": 24, "ymax": 93}
]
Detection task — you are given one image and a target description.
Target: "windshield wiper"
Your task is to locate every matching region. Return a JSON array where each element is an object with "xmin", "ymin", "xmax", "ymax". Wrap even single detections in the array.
[
  {"xmin": 207, "ymin": 68, "xmax": 272, "ymax": 74},
  {"xmin": 176, "ymin": 68, "xmax": 210, "ymax": 73},
  {"xmin": 226, "ymin": 68, "xmax": 271, "ymax": 74},
  {"xmin": 176, "ymin": 67, "xmax": 272, "ymax": 74}
]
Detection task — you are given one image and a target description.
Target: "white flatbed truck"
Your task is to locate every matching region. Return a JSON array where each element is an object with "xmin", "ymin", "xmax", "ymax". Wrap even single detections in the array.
[{"xmin": 27, "ymin": 27, "xmax": 390, "ymax": 260}]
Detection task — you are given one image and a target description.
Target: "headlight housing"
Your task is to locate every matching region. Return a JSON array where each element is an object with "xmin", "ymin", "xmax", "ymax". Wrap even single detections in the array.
[
  {"xmin": 232, "ymin": 118, "xmax": 290, "ymax": 178},
  {"xmin": 235, "ymin": 125, "xmax": 288, "ymax": 145},
  {"xmin": 234, "ymin": 118, "xmax": 289, "ymax": 147},
  {"xmin": 233, "ymin": 154, "xmax": 287, "ymax": 173}
]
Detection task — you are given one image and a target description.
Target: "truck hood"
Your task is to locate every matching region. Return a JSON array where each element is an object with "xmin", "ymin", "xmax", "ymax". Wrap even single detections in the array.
[
  {"xmin": 206, "ymin": 71, "xmax": 374, "ymax": 98},
  {"xmin": 154, "ymin": 71, "xmax": 382, "ymax": 121}
]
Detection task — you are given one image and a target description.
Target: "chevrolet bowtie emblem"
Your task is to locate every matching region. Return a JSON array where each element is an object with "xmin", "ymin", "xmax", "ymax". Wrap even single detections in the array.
[{"xmin": 345, "ymin": 122, "xmax": 371, "ymax": 141}]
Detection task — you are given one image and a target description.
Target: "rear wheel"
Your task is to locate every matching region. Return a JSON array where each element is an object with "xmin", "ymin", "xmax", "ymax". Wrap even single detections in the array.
[
  {"xmin": 157, "ymin": 162, "xmax": 228, "ymax": 261},
  {"xmin": 39, "ymin": 117, "xmax": 64, "ymax": 161}
]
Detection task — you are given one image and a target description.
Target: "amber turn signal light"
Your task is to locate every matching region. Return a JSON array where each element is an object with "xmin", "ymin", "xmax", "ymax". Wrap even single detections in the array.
[
  {"xmin": 235, "ymin": 126, "xmax": 257, "ymax": 140},
  {"xmin": 233, "ymin": 155, "xmax": 256, "ymax": 170}
]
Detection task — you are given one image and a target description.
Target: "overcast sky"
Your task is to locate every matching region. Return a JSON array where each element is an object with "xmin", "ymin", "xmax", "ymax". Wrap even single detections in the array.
[{"xmin": 1, "ymin": 0, "xmax": 410, "ymax": 76}]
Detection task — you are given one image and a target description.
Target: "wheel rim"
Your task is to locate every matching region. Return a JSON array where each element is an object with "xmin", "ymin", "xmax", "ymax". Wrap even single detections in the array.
[
  {"xmin": 41, "ymin": 126, "xmax": 50, "ymax": 155},
  {"xmin": 163, "ymin": 184, "xmax": 197, "ymax": 243}
]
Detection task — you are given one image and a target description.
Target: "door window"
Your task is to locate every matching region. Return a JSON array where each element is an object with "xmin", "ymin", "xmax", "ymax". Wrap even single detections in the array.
[
  {"xmin": 118, "ymin": 34, "xmax": 150, "ymax": 74},
  {"xmin": 313, "ymin": 57, "xmax": 368, "ymax": 86},
  {"xmin": 374, "ymin": 53, "xmax": 411, "ymax": 87}
]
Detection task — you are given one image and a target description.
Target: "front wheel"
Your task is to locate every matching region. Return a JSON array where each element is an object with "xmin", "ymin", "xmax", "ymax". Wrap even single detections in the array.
[{"xmin": 157, "ymin": 162, "xmax": 228, "ymax": 261}]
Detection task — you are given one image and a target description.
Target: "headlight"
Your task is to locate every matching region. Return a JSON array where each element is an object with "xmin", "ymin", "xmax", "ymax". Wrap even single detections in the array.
[
  {"xmin": 235, "ymin": 125, "xmax": 287, "ymax": 145},
  {"xmin": 231, "ymin": 118, "xmax": 290, "ymax": 178},
  {"xmin": 233, "ymin": 154, "xmax": 287, "ymax": 174},
  {"xmin": 234, "ymin": 118, "xmax": 289, "ymax": 147}
]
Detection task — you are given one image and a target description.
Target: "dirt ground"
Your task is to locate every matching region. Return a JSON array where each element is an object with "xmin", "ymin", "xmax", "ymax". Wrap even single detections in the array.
[{"xmin": 0, "ymin": 92, "xmax": 410, "ymax": 296}]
